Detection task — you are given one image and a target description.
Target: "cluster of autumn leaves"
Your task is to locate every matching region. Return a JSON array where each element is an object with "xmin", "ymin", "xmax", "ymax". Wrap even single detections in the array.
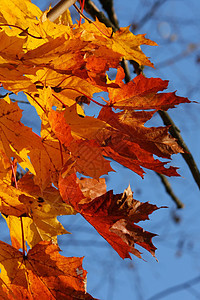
[{"xmin": 0, "ymin": 0, "xmax": 190, "ymax": 298}]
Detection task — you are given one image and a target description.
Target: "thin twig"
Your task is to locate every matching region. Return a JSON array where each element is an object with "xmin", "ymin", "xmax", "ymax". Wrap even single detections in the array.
[
  {"xmin": 11, "ymin": 160, "xmax": 25, "ymax": 256},
  {"xmin": 156, "ymin": 173, "xmax": 184, "ymax": 208},
  {"xmin": 158, "ymin": 110, "xmax": 200, "ymax": 190},
  {"xmin": 0, "ymin": 24, "xmax": 42, "ymax": 39},
  {"xmin": 0, "ymin": 92, "xmax": 14, "ymax": 98},
  {"xmin": 147, "ymin": 274, "xmax": 200, "ymax": 300},
  {"xmin": 73, "ymin": 3, "xmax": 94, "ymax": 23},
  {"xmin": 47, "ymin": 0, "xmax": 77, "ymax": 22},
  {"xmin": 84, "ymin": 0, "xmax": 115, "ymax": 30},
  {"xmin": 11, "ymin": 99, "xmax": 30, "ymax": 105},
  {"xmin": 157, "ymin": 46, "xmax": 199, "ymax": 69},
  {"xmin": 20, "ymin": 217, "xmax": 25, "ymax": 257},
  {"xmin": 135, "ymin": 0, "xmax": 167, "ymax": 30},
  {"xmin": 98, "ymin": 0, "xmax": 119, "ymax": 28}
]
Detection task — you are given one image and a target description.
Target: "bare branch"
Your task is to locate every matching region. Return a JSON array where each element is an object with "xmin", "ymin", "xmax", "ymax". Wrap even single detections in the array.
[
  {"xmin": 157, "ymin": 45, "xmax": 199, "ymax": 69},
  {"xmin": 156, "ymin": 173, "xmax": 184, "ymax": 209},
  {"xmin": 84, "ymin": 0, "xmax": 115, "ymax": 30},
  {"xmin": 135, "ymin": 0, "xmax": 167, "ymax": 30},
  {"xmin": 98, "ymin": 0, "xmax": 119, "ymax": 28},
  {"xmin": 11, "ymin": 99, "xmax": 30, "ymax": 105},
  {"xmin": 147, "ymin": 274, "xmax": 200, "ymax": 300},
  {"xmin": 47, "ymin": 0, "xmax": 77, "ymax": 22},
  {"xmin": 158, "ymin": 110, "xmax": 200, "ymax": 191},
  {"xmin": 73, "ymin": 3, "xmax": 93, "ymax": 23}
]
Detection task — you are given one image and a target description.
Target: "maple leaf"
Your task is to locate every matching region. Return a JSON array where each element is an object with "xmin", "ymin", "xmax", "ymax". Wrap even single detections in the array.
[
  {"xmin": 78, "ymin": 177, "xmax": 107, "ymax": 200},
  {"xmin": 0, "ymin": 68, "xmax": 36, "ymax": 93},
  {"xmin": 63, "ymin": 103, "xmax": 111, "ymax": 140},
  {"xmin": 78, "ymin": 19, "xmax": 157, "ymax": 67},
  {"xmin": 60, "ymin": 173, "xmax": 160, "ymax": 260},
  {"xmin": 108, "ymin": 67, "xmax": 190, "ymax": 110},
  {"xmin": 48, "ymin": 109, "xmax": 73, "ymax": 147},
  {"xmin": 0, "ymin": 0, "xmax": 42, "ymax": 32},
  {"xmin": 0, "ymin": 0, "xmax": 69, "ymax": 48},
  {"xmin": 0, "ymin": 142, "xmax": 12, "ymax": 184},
  {"xmin": 19, "ymin": 36, "xmax": 117, "ymax": 91},
  {"xmin": 0, "ymin": 7, "xmax": 157, "ymax": 95},
  {"xmin": 58, "ymin": 103, "xmax": 181, "ymax": 178},
  {"xmin": 0, "ymin": 97, "xmax": 72, "ymax": 189},
  {"xmin": 0, "ymin": 30, "xmax": 24, "ymax": 62},
  {"xmin": 48, "ymin": 105, "xmax": 113, "ymax": 179},
  {"xmin": 0, "ymin": 0, "xmax": 192, "ymax": 287},
  {"xmin": 0, "ymin": 96, "xmax": 43, "ymax": 174},
  {"xmin": 0, "ymin": 241, "xmax": 94, "ymax": 299},
  {"xmin": 0, "ymin": 180, "xmax": 28, "ymax": 217},
  {"xmin": 3, "ymin": 173, "xmax": 75, "ymax": 250},
  {"xmin": 98, "ymin": 106, "xmax": 182, "ymax": 177},
  {"xmin": 21, "ymin": 36, "xmax": 88, "ymax": 71},
  {"xmin": 69, "ymin": 139, "xmax": 113, "ymax": 179},
  {"xmin": 26, "ymin": 69, "xmax": 102, "ymax": 110}
]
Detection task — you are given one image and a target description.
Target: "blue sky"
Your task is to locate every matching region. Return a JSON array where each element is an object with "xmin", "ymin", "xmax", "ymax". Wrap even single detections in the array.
[{"xmin": 3, "ymin": 0, "xmax": 200, "ymax": 299}]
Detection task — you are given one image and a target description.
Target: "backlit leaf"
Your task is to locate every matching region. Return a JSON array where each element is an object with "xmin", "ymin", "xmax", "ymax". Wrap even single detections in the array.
[
  {"xmin": 4, "ymin": 173, "xmax": 75, "ymax": 250},
  {"xmin": 0, "ymin": 241, "xmax": 94, "ymax": 299}
]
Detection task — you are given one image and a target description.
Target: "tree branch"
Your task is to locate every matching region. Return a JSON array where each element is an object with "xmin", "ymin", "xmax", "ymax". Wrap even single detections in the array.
[
  {"xmin": 98, "ymin": 0, "xmax": 119, "ymax": 28},
  {"xmin": 84, "ymin": 0, "xmax": 115, "ymax": 30},
  {"xmin": 158, "ymin": 110, "xmax": 200, "ymax": 191},
  {"xmin": 47, "ymin": 0, "xmax": 77, "ymax": 22},
  {"xmin": 156, "ymin": 173, "xmax": 184, "ymax": 209},
  {"xmin": 135, "ymin": 0, "xmax": 167, "ymax": 30},
  {"xmin": 148, "ymin": 274, "xmax": 200, "ymax": 300}
]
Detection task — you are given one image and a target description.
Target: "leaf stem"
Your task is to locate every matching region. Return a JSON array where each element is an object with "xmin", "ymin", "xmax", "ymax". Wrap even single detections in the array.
[
  {"xmin": 56, "ymin": 86, "xmax": 106, "ymax": 107},
  {"xmin": 78, "ymin": 0, "xmax": 86, "ymax": 26},
  {"xmin": 74, "ymin": 3, "xmax": 113, "ymax": 38},
  {"xmin": 10, "ymin": 159, "xmax": 18, "ymax": 189},
  {"xmin": 59, "ymin": 140, "xmax": 64, "ymax": 166},
  {"xmin": 20, "ymin": 217, "xmax": 25, "ymax": 257},
  {"xmin": 52, "ymin": 93, "xmax": 66, "ymax": 107},
  {"xmin": 10, "ymin": 159, "xmax": 26, "ymax": 255},
  {"xmin": 26, "ymin": 93, "xmax": 47, "ymax": 113},
  {"xmin": 0, "ymin": 23, "xmax": 42, "ymax": 39},
  {"xmin": 73, "ymin": 3, "xmax": 92, "ymax": 23},
  {"xmin": 156, "ymin": 173, "xmax": 184, "ymax": 209}
]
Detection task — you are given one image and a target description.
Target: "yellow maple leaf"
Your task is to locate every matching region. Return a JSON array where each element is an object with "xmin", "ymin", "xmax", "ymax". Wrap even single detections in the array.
[
  {"xmin": 4, "ymin": 173, "xmax": 75, "ymax": 250},
  {"xmin": 77, "ymin": 19, "xmax": 157, "ymax": 67},
  {"xmin": 0, "ymin": 97, "xmax": 43, "ymax": 172},
  {"xmin": 0, "ymin": 97, "xmax": 71, "ymax": 189},
  {"xmin": 0, "ymin": 180, "xmax": 28, "ymax": 217},
  {"xmin": 0, "ymin": 142, "xmax": 12, "ymax": 184},
  {"xmin": 0, "ymin": 0, "xmax": 42, "ymax": 29}
]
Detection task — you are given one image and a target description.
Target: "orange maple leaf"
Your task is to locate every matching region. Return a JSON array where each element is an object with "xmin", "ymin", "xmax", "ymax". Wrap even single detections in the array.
[
  {"xmin": 59, "ymin": 173, "xmax": 161, "ymax": 260},
  {"xmin": 98, "ymin": 106, "xmax": 182, "ymax": 177},
  {"xmin": 49, "ymin": 105, "xmax": 113, "ymax": 179},
  {"xmin": 108, "ymin": 67, "xmax": 190, "ymax": 110},
  {"xmin": 78, "ymin": 177, "xmax": 107, "ymax": 200},
  {"xmin": 0, "ymin": 241, "xmax": 94, "ymax": 300},
  {"xmin": 0, "ymin": 180, "xmax": 28, "ymax": 217}
]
